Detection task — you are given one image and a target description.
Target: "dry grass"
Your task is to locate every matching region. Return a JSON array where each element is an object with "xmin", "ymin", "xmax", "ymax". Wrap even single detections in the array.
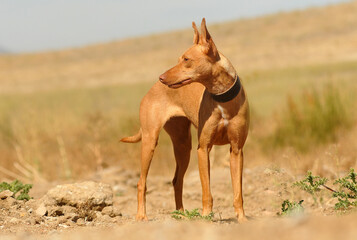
[
  {"xmin": 0, "ymin": 2, "xmax": 356, "ymax": 181},
  {"xmin": 265, "ymin": 84, "xmax": 353, "ymax": 152},
  {"xmin": 0, "ymin": 60, "xmax": 355, "ymax": 182},
  {"xmin": 0, "ymin": 83, "xmax": 147, "ymax": 181}
]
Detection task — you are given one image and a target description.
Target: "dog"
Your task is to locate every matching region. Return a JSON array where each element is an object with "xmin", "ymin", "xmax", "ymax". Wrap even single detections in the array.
[{"xmin": 121, "ymin": 18, "xmax": 249, "ymax": 223}]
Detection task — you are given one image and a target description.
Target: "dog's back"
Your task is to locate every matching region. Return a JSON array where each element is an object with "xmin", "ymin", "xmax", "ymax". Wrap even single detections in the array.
[{"xmin": 140, "ymin": 81, "xmax": 205, "ymax": 127}]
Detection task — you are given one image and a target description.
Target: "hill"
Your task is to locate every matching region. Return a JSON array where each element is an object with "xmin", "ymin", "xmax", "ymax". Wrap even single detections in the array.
[
  {"xmin": 0, "ymin": 46, "xmax": 9, "ymax": 54},
  {"xmin": 0, "ymin": 1, "xmax": 356, "ymax": 93}
]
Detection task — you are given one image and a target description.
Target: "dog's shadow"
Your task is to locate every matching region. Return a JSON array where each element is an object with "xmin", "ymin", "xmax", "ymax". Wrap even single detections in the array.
[{"xmin": 214, "ymin": 216, "xmax": 254, "ymax": 224}]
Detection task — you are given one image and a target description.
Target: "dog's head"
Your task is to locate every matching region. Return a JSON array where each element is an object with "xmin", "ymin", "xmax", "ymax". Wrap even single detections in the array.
[{"xmin": 159, "ymin": 18, "xmax": 233, "ymax": 89}]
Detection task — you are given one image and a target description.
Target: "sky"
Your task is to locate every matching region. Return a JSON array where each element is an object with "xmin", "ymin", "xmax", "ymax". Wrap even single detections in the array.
[{"xmin": 0, "ymin": 0, "xmax": 351, "ymax": 53}]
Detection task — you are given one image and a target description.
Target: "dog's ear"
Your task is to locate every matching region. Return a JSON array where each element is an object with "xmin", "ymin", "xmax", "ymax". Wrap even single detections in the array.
[
  {"xmin": 192, "ymin": 22, "xmax": 200, "ymax": 44},
  {"xmin": 199, "ymin": 18, "xmax": 219, "ymax": 60}
]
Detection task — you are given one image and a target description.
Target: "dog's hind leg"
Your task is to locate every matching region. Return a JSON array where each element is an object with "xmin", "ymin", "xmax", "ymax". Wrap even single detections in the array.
[
  {"xmin": 136, "ymin": 125, "xmax": 161, "ymax": 221},
  {"xmin": 164, "ymin": 117, "xmax": 192, "ymax": 211}
]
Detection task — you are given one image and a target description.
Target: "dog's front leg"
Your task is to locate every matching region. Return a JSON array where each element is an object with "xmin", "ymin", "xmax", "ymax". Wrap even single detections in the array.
[
  {"xmin": 229, "ymin": 145, "xmax": 247, "ymax": 223},
  {"xmin": 197, "ymin": 145, "xmax": 213, "ymax": 216}
]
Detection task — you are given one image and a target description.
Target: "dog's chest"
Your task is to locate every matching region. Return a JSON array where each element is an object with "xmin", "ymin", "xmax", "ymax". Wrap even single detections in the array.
[
  {"xmin": 212, "ymin": 105, "xmax": 230, "ymax": 144},
  {"xmin": 217, "ymin": 105, "xmax": 229, "ymax": 126}
]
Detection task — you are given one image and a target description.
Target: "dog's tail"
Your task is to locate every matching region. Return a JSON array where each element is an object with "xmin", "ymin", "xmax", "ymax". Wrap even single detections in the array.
[{"xmin": 120, "ymin": 128, "xmax": 142, "ymax": 143}]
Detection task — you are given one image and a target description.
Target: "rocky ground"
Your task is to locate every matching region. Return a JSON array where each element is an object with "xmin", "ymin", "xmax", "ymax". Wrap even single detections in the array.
[{"xmin": 0, "ymin": 166, "xmax": 356, "ymax": 239}]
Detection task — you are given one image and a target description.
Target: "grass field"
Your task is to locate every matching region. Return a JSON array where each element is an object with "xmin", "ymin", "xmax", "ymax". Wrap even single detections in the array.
[{"xmin": 0, "ymin": 60, "xmax": 356, "ymax": 181}]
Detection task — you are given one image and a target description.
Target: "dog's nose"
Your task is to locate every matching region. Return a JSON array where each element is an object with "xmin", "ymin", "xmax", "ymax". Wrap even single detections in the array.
[{"xmin": 159, "ymin": 74, "xmax": 166, "ymax": 83}]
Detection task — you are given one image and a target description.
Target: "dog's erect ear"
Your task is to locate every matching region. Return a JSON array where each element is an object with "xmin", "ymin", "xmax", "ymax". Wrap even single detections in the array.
[
  {"xmin": 199, "ymin": 18, "xmax": 211, "ymax": 44},
  {"xmin": 199, "ymin": 18, "xmax": 219, "ymax": 60},
  {"xmin": 192, "ymin": 22, "xmax": 199, "ymax": 44}
]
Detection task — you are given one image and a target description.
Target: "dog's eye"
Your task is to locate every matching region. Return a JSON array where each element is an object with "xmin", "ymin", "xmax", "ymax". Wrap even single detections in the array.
[{"xmin": 184, "ymin": 57, "xmax": 189, "ymax": 61}]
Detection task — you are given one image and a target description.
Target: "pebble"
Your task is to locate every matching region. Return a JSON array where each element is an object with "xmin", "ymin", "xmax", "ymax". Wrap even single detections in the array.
[
  {"xmin": 58, "ymin": 223, "xmax": 69, "ymax": 228},
  {"xmin": 6, "ymin": 197, "xmax": 16, "ymax": 206},
  {"xmin": 9, "ymin": 217, "xmax": 20, "ymax": 224},
  {"xmin": 27, "ymin": 218, "xmax": 37, "ymax": 225},
  {"xmin": 35, "ymin": 203, "xmax": 48, "ymax": 216},
  {"xmin": 101, "ymin": 206, "xmax": 113, "ymax": 216},
  {"xmin": 0, "ymin": 190, "xmax": 13, "ymax": 199},
  {"xmin": 76, "ymin": 218, "xmax": 85, "ymax": 226}
]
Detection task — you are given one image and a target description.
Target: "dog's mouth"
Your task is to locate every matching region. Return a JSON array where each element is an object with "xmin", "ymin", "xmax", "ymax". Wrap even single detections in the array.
[{"xmin": 168, "ymin": 78, "xmax": 192, "ymax": 88}]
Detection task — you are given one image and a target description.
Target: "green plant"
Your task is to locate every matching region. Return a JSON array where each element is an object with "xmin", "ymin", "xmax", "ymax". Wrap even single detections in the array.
[
  {"xmin": 279, "ymin": 200, "xmax": 304, "ymax": 216},
  {"xmin": 293, "ymin": 169, "xmax": 357, "ymax": 211},
  {"xmin": 0, "ymin": 180, "xmax": 32, "ymax": 200},
  {"xmin": 293, "ymin": 171, "xmax": 327, "ymax": 205},
  {"xmin": 333, "ymin": 169, "xmax": 357, "ymax": 210},
  {"xmin": 268, "ymin": 85, "xmax": 352, "ymax": 152},
  {"xmin": 171, "ymin": 209, "xmax": 214, "ymax": 221}
]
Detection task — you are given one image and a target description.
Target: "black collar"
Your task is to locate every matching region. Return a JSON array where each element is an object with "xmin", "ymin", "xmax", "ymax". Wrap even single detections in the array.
[{"xmin": 210, "ymin": 75, "xmax": 241, "ymax": 103}]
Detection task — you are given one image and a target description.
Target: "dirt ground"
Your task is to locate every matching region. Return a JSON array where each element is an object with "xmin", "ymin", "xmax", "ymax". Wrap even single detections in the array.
[{"xmin": 1, "ymin": 165, "xmax": 356, "ymax": 240}]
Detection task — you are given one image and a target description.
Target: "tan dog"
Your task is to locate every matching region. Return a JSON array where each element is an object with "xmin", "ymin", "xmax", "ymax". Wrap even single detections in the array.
[{"xmin": 121, "ymin": 18, "xmax": 249, "ymax": 223}]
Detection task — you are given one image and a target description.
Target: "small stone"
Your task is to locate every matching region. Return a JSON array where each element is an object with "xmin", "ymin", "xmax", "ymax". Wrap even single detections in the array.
[
  {"xmin": 35, "ymin": 203, "xmax": 47, "ymax": 216},
  {"xmin": 113, "ymin": 216, "xmax": 121, "ymax": 223},
  {"xmin": 6, "ymin": 197, "xmax": 16, "ymax": 206},
  {"xmin": 112, "ymin": 208, "xmax": 122, "ymax": 217},
  {"xmin": 58, "ymin": 224, "xmax": 69, "ymax": 228},
  {"xmin": 66, "ymin": 212, "xmax": 77, "ymax": 220},
  {"xmin": 76, "ymin": 218, "xmax": 85, "ymax": 226},
  {"xmin": 95, "ymin": 212, "xmax": 103, "ymax": 219},
  {"xmin": 72, "ymin": 214, "xmax": 80, "ymax": 223},
  {"xmin": 0, "ymin": 190, "xmax": 13, "ymax": 199},
  {"xmin": 29, "ymin": 218, "xmax": 37, "ymax": 225},
  {"xmin": 9, "ymin": 218, "xmax": 20, "ymax": 224},
  {"xmin": 67, "ymin": 220, "xmax": 76, "ymax": 227},
  {"xmin": 101, "ymin": 206, "xmax": 113, "ymax": 216},
  {"xmin": 34, "ymin": 216, "xmax": 42, "ymax": 224},
  {"xmin": 57, "ymin": 216, "xmax": 68, "ymax": 225},
  {"xmin": 101, "ymin": 214, "xmax": 112, "ymax": 222}
]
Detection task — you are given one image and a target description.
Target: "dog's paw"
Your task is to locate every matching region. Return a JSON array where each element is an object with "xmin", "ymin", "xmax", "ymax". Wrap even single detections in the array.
[
  {"xmin": 136, "ymin": 214, "xmax": 148, "ymax": 221},
  {"xmin": 237, "ymin": 215, "xmax": 248, "ymax": 223}
]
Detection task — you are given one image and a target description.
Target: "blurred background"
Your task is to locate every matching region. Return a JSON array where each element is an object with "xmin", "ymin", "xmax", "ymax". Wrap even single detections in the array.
[{"xmin": 0, "ymin": 0, "xmax": 356, "ymax": 182}]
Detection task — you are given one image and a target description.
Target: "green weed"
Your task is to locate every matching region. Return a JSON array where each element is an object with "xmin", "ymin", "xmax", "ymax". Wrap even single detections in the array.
[
  {"xmin": 333, "ymin": 169, "xmax": 357, "ymax": 210},
  {"xmin": 293, "ymin": 171, "xmax": 327, "ymax": 205},
  {"xmin": 171, "ymin": 209, "xmax": 214, "ymax": 221},
  {"xmin": 279, "ymin": 200, "xmax": 304, "ymax": 216},
  {"xmin": 0, "ymin": 180, "xmax": 32, "ymax": 200},
  {"xmin": 293, "ymin": 169, "xmax": 357, "ymax": 211},
  {"xmin": 293, "ymin": 171, "xmax": 327, "ymax": 195}
]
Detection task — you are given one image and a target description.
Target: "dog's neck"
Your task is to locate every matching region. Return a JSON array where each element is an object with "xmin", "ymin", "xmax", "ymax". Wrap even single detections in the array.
[
  {"xmin": 204, "ymin": 53, "xmax": 237, "ymax": 95},
  {"xmin": 210, "ymin": 75, "xmax": 241, "ymax": 103}
]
